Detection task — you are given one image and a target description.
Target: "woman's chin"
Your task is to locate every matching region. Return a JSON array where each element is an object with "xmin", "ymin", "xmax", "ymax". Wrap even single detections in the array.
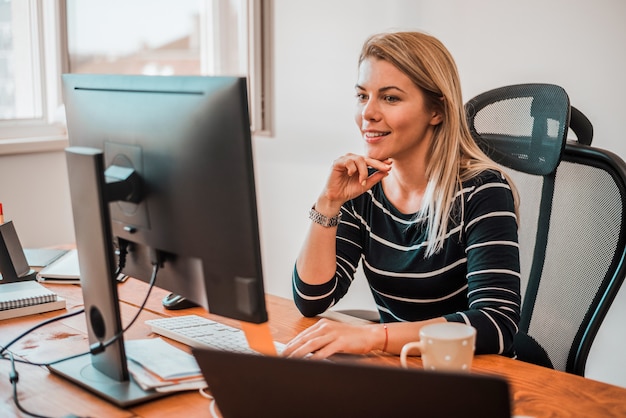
[{"xmin": 365, "ymin": 150, "xmax": 389, "ymax": 161}]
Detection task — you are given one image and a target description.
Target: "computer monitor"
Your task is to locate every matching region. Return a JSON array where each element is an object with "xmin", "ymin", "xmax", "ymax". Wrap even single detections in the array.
[{"xmin": 49, "ymin": 74, "xmax": 268, "ymax": 406}]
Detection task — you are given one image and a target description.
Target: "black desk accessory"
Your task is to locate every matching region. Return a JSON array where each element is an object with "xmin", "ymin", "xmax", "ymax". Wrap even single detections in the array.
[{"xmin": 0, "ymin": 221, "xmax": 38, "ymax": 283}]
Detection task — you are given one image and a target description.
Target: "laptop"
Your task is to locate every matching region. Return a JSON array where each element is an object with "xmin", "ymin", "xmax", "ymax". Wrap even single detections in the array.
[
  {"xmin": 192, "ymin": 348, "xmax": 512, "ymax": 418},
  {"xmin": 36, "ymin": 249, "xmax": 81, "ymax": 284}
]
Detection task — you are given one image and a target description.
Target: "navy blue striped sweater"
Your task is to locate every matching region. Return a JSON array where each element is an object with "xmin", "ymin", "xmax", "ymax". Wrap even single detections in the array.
[{"xmin": 293, "ymin": 170, "xmax": 521, "ymax": 356}]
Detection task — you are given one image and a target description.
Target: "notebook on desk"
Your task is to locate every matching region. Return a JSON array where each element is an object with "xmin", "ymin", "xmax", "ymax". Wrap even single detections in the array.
[
  {"xmin": 0, "ymin": 280, "xmax": 66, "ymax": 320},
  {"xmin": 192, "ymin": 348, "xmax": 512, "ymax": 418}
]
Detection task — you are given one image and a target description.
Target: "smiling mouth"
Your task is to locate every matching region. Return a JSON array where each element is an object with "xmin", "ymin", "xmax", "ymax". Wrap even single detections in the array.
[{"xmin": 364, "ymin": 131, "xmax": 390, "ymax": 139}]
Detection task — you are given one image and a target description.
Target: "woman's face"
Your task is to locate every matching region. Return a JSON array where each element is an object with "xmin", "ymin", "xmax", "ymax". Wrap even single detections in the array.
[{"xmin": 354, "ymin": 57, "xmax": 441, "ymax": 163}]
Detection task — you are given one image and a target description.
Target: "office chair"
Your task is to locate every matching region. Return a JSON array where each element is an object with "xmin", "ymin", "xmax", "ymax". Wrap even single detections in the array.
[{"xmin": 466, "ymin": 83, "xmax": 626, "ymax": 374}]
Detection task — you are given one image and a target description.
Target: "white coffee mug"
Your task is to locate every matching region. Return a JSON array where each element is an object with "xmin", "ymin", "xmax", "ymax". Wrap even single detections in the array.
[{"xmin": 400, "ymin": 322, "xmax": 476, "ymax": 372}]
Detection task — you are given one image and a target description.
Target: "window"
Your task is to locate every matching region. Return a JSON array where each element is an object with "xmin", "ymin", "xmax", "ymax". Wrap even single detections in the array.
[
  {"xmin": 0, "ymin": 0, "xmax": 271, "ymax": 150},
  {"xmin": 0, "ymin": 0, "xmax": 41, "ymax": 121},
  {"xmin": 66, "ymin": 0, "xmax": 248, "ymax": 77},
  {"xmin": 0, "ymin": 0, "xmax": 65, "ymax": 144}
]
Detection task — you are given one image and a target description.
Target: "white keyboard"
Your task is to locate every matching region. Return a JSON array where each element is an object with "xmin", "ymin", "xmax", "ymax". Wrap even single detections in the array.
[{"xmin": 145, "ymin": 314, "xmax": 285, "ymax": 355}]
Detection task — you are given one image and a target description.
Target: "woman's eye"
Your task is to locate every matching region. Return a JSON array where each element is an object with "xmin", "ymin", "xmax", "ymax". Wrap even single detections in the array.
[
  {"xmin": 384, "ymin": 95, "xmax": 399, "ymax": 103},
  {"xmin": 356, "ymin": 93, "xmax": 368, "ymax": 101}
]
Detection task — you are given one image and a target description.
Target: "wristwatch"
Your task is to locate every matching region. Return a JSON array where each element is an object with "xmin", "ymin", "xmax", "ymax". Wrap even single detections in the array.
[{"xmin": 309, "ymin": 205, "xmax": 342, "ymax": 227}]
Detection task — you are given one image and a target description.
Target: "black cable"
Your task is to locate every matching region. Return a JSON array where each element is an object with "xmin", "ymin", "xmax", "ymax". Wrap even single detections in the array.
[
  {"xmin": 0, "ymin": 308, "xmax": 85, "ymax": 356},
  {"xmin": 114, "ymin": 237, "xmax": 129, "ymax": 277},
  {"xmin": 1, "ymin": 349, "xmax": 90, "ymax": 368},
  {"xmin": 6, "ymin": 351, "xmax": 54, "ymax": 418},
  {"xmin": 84, "ymin": 261, "xmax": 159, "ymax": 356}
]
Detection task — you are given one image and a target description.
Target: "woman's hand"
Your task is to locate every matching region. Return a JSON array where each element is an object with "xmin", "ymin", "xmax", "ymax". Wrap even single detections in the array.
[
  {"xmin": 281, "ymin": 318, "xmax": 383, "ymax": 360},
  {"xmin": 319, "ymin": 154, "xmax": 392, "ymax": 211}
]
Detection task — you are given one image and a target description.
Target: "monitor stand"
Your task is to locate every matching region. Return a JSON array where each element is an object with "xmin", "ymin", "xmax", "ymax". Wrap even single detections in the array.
[
  {"xmin": 49, "ymin": 355, "xmax": 167, "ymax": 407},
  {"xmin": 49, "ymin": 147, "xmax": 164, "ymax": 406}
]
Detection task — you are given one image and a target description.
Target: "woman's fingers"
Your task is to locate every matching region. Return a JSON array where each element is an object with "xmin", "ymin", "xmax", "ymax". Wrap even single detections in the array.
[
  {"xmin": 323, "ymin": 154, "xmax": 393, "ymax": 204},
  {"xmin": 361, "ymin": 158, "xmax": 392, "ymax": 188},
  {"xmin": 282, "ymin": 319, "xmax": 376, "ymax": 360},
  {"xmin": 282, "ymin": 321, "xmax": 327, "ymax": 358},
  {"xmin": 344, "ymin": 158, "xmax": 359, "ymax": 177},
  {"xmin": 361, "ymin": 169, "xmax": 390, "ymax": 189},
  {"xmin": 353, "ymin": 158, "xmax": 371, "ymax": 185},
  {"xmin": 335, "ymin": 154, "xmax": 392, "ymax": 183},
  {"xmin": 364, "ymin": 157, "xmax": 393, "ymax": 172}
]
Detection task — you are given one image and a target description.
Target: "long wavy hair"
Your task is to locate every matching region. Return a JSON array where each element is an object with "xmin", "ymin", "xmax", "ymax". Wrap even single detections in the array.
[{"xmin": 359, "ymin": 31, "xmax": 519, "ymax": 256}]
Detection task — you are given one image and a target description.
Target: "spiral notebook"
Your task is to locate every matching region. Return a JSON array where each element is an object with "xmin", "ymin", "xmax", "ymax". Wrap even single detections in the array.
[{"xmin": 0, "ymin": 280, "xmax": 66, "ymax": 320}]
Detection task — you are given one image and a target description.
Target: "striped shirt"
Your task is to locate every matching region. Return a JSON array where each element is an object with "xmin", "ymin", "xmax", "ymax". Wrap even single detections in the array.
[{"xmin": 293, "ymin": 170, "xmax": 521, "ymax": 356}]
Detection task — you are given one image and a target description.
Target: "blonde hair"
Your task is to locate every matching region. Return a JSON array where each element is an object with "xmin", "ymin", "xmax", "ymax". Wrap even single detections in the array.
[{"xmin": 359, "ymin": 31, "xmax": 519, "ymax": 256}]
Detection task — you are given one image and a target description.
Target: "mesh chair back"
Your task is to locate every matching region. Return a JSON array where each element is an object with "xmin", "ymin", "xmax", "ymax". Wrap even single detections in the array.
[
  {"xmin": 466, "ymin": 84, "xmax": 626, "ymax": 374},
  {"xmin": 532, "ymin": 150, "xmax": 626, "ymax": 372},
  {"xmin": 466, "ymin": 83, "xmax": 569, "ymax": 175}
]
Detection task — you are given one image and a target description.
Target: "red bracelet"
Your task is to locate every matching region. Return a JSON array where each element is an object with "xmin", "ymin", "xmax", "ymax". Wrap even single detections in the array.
[{"xmin": 382, "ymin": 324, "xmax": 388, "ymax": 352}]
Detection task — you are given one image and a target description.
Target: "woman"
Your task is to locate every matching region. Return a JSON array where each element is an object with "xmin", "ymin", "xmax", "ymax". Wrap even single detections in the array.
[{"xmin": 283, "ymin": 31, "xmax": 521, "ymax": 360}]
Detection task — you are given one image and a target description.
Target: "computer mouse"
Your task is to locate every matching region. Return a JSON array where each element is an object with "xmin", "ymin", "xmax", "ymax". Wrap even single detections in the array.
[{"xmin": 162, "ymin": 293, "xmax": 199, "ymax": 310}]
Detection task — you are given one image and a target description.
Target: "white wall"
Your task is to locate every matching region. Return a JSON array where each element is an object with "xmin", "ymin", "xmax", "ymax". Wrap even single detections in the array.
[
  {"xmin": 0, "ymin": 150, "xmax": 74, "ymax": 247},
  {"xmin": 1, "ymin": 0, "xmax": 625, "ymax": 386}
]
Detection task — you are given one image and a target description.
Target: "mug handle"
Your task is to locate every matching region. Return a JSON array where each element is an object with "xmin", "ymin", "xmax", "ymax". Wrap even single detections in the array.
[{"xmin": 400, "ymin": 341, "xmax": 424, "ymax": 368}]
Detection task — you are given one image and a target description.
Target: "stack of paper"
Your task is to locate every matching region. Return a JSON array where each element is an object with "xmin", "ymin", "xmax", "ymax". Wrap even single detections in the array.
[{"xmin": 125, "ymin": 338, "xmax": 207, "ymax": 393}]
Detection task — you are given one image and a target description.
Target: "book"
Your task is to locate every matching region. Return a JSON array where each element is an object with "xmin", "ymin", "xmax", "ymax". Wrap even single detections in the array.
[
  {"xmin": 0, "ymin": 280, "xmax": 58, "ymax": 309},
  {"xmin": 36, "ymin": 249, "xmax": 80, "ymax": 284},
  {"xmin": 0, "ymin": 297, "xmax": 66, "ymax": 320},
  {"xmin": 0, "ymin": 280, "xmax": 66, "ymax": 320}
]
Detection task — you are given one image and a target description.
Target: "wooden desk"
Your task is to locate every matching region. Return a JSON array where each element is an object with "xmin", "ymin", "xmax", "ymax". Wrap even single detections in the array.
[{"xmin": 2, "ymin": 278, "xmax": 626, "ymax": 417}]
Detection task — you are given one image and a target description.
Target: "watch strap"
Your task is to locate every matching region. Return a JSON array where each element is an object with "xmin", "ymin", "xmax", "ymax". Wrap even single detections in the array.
[{"xmin": 309, "ymin": 205, "xmax": 342, "ymax": 227}]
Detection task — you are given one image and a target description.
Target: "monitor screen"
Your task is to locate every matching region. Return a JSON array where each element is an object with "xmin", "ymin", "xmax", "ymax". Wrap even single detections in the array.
[{"xmin": 52, "ymin": 74, "xmax": 268, "ymax": 406}]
